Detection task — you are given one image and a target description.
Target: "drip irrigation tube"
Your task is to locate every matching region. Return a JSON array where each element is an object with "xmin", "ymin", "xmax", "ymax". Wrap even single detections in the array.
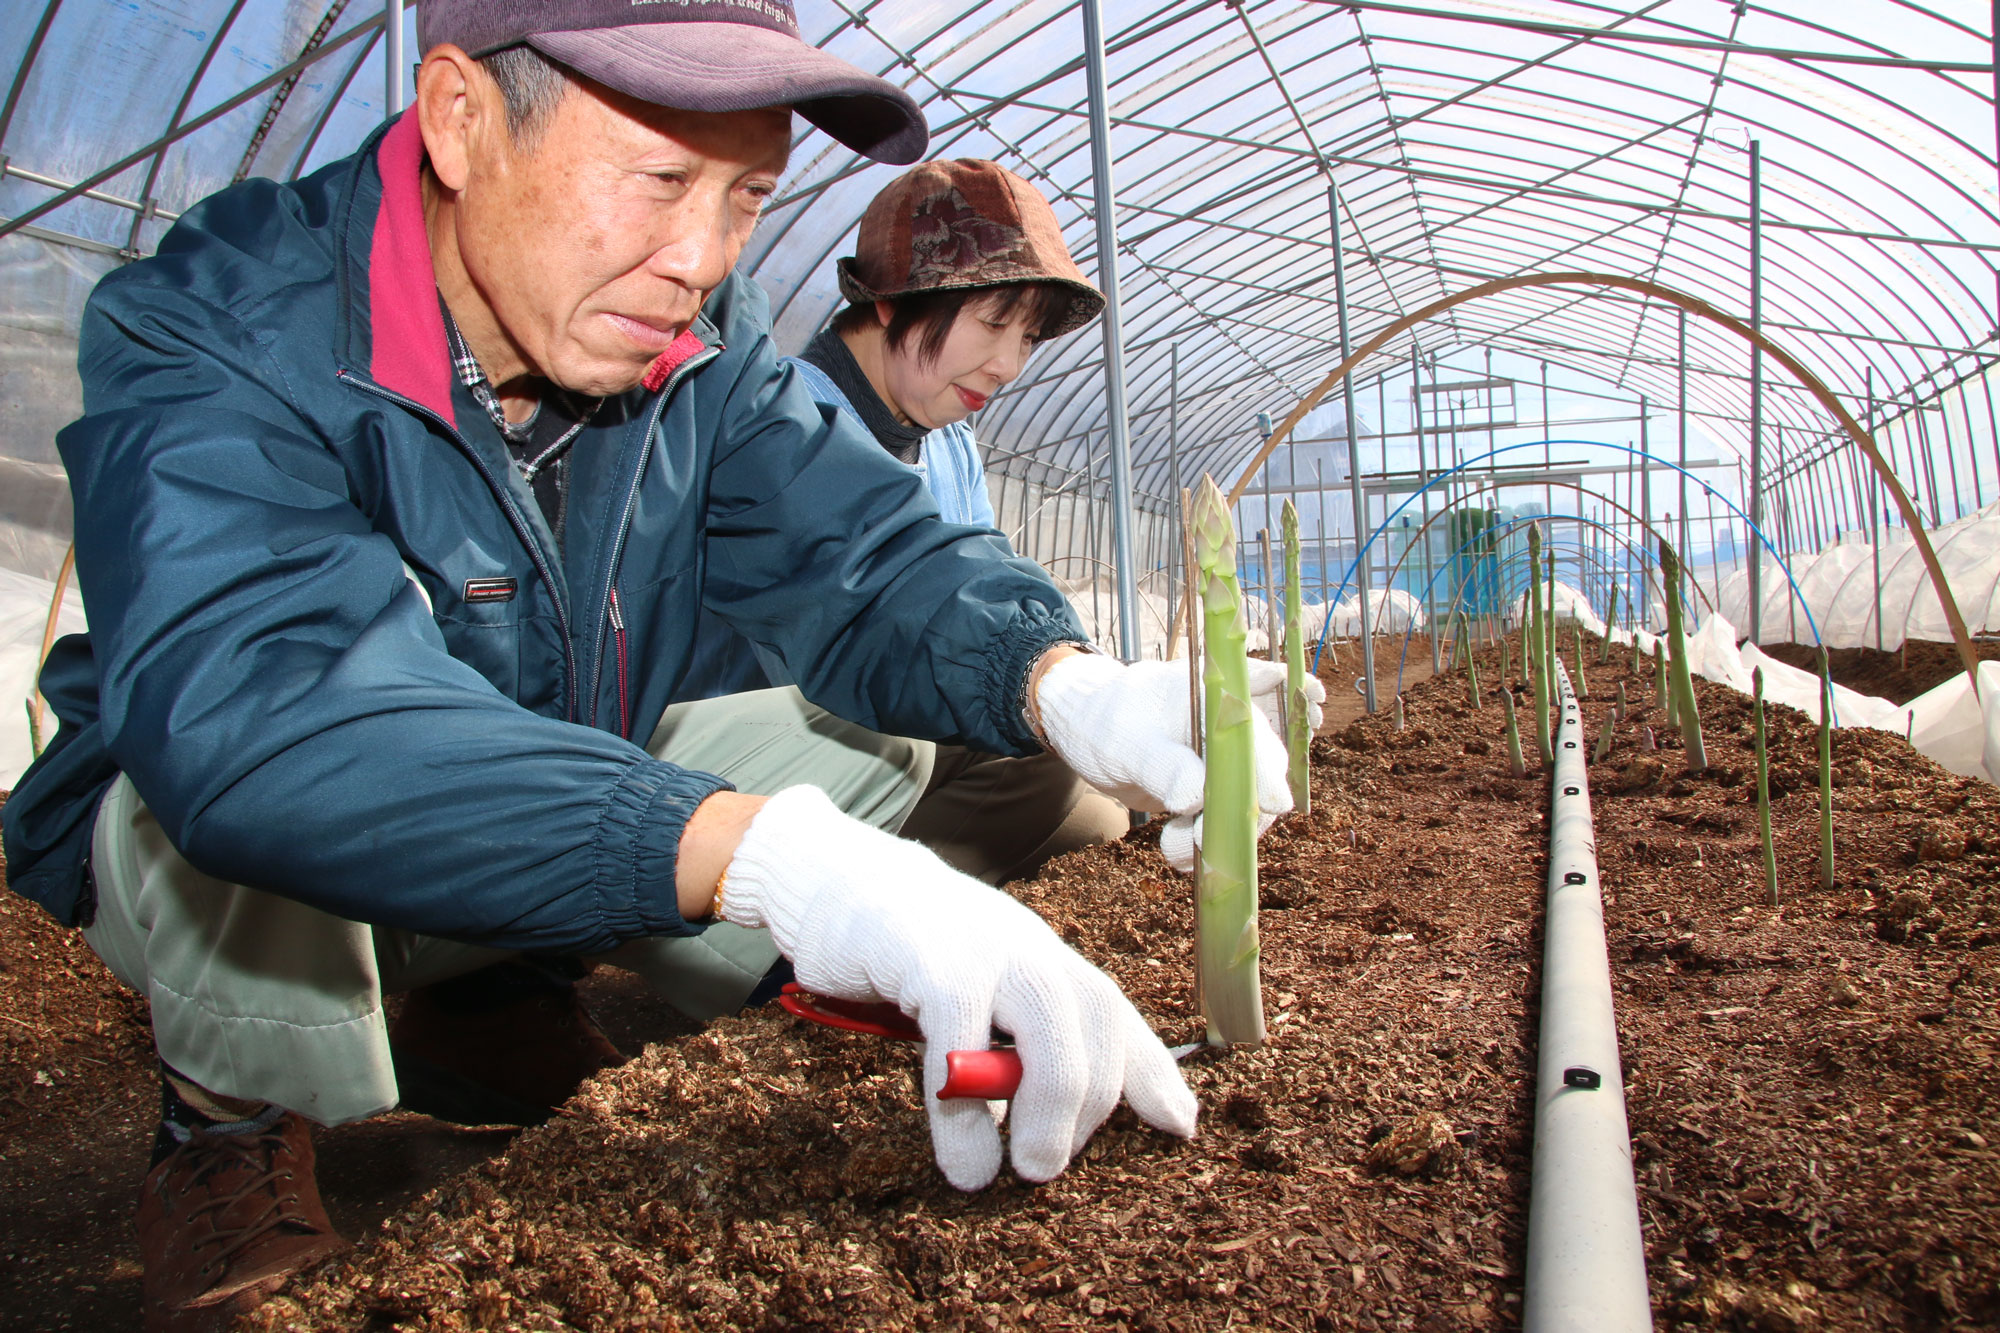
[{"xmin": 1523, "ymin": 662, "xmax": 1651, "ymax": 1331}]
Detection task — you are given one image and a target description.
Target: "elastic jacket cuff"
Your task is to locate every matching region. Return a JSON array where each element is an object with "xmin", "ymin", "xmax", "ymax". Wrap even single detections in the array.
[
  {"xmin": 984, "ymin": 609, "xmax": 1095, "ymax": 754},
  {"xmin": 592, "ymin": 758, "xmax": 735, "ymax": 941}
]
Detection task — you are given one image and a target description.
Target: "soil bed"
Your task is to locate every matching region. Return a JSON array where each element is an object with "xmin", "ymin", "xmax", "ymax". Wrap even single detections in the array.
[
  {"xmin": 1757, "ymin": 637, "xmax": 2000, "ymax": 706},
  {"xmin": 237, "ymin": 637, "xmax": 1998, "ymax": 1331}
]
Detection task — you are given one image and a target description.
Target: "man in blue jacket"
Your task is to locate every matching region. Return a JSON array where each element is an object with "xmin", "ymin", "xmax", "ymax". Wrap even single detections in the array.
[{"xmin": 2, "ymin": 3, "xmax": 1303, "ymax": 1325}]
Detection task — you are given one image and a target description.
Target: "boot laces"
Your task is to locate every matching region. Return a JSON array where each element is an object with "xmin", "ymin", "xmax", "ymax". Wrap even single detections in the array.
[{"xmin": 163, "ymin": 1123, "xmax": 324, "ymax": 1278}]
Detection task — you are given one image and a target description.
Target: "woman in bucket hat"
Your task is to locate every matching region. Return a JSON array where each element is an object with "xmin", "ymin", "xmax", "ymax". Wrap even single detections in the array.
[
  {"xmin": 681, "ymin": 158, "xmax": 1125, "ymax": 885},
  {"xmin": 800, "ymin": 155, "xmax": 1104, "ymax": 527}
]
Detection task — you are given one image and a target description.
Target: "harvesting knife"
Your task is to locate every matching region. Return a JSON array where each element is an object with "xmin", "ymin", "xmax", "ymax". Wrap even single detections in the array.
[{"xmin": 777, "ymin": 983, "xmax": 1204, "ymax": 1101}]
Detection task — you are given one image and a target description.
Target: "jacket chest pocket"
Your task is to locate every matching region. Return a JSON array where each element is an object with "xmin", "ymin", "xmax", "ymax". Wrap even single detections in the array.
[{"xmin": 434, "ymin": 591, "xmax": 526, "ymax": 704}]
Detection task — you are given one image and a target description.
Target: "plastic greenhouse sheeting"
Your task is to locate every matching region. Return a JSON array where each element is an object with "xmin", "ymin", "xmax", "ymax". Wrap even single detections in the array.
[
  {"xmin": 6, "ymin": 1, "xmax": 1999, "ymax": 601},
  {"xmin": 1712, "ymin": 503, "xmax": 2000, "ymax": 650},
  {"xmin": 0, "ymin": 567, "xmax": 86, "ymax": 789}
]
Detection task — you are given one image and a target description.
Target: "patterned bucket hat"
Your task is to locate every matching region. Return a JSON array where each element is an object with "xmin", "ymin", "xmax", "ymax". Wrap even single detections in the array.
[{"xmin": 836, "ymin": 160, "xmax": 1105, "ymax": 338}]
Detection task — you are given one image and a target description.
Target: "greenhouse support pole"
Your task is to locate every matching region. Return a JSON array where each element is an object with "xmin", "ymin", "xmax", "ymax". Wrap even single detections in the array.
[
  {"xmin": 1331, "ymin": 181, "xmax": 1377, "ymax": 711},
  {"xmin": 1710, "ymin": 492, "xmax": 1724, "ymax": 609},
  {"xmin": 1168, "ymin": 345, "xmax": 1185, "ymax": 644},
  {"xmin": 1678, "ymin": 310, "xmax": 1691, "ymax": 578},
  {"xmin": 1639, "ymin": 396, "xmax": 1651, "ymax": 580},
  {"xmin": 1415, "ymin": 345, "xmax": 1439, "ymax": 673},
  {"xmin": 1081, "ymin": 0, "xmax": 1141, "ymax": 662},
  {"xmin": 1955, "ymin": 385, "xmax": 1983, "ymax": 517},
  {"xmin": 1086, "ymin": 432, "xmax": 1102, "ymax": 638},
  {"xmin": 1747, "ymin": 138, "xmax": 1765, "ymax": 644},
  {"xmin": 1867, "ymin": 369, "xmax": 1883, "ymax": 650},
  {"xmin": 1785, "ymin": 484, "xmax": 1797, "ymax": 641},
  {"xmin": 1523, "ymin": 664, "xmax": 1651, "ymax": 1332},
  {"xmin": 1289, "ymin": 416, "xmax": 1304, "ymax": 595},
  {"xmin": 1316, "ymin": 460, "xmax": 1331, "ymax": 607},
  {"xmin": 1543, "ymin": 360, "xmax": 1553, "ymax": 519},
  {"xmin": 384, "ymin": 0, "xmax": 405, "ymax": 115}
]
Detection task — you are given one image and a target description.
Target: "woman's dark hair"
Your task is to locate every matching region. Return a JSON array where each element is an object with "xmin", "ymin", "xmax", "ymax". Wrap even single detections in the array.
[{"xmin": 833, "ymin": 282, "xmax": 1075, "ymax": 367}]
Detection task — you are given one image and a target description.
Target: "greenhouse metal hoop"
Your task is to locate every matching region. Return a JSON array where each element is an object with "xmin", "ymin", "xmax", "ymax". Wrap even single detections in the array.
[
  {"xmin": 1361, "ymin": 475, "xmax": 1716, "ymax": 625},
  {"xmin": 1387, "ymin": 523, "xmax": 1656, "ymax": 700},
  {"xmin": 1307, "ymin": 437, "xmax": 1810, "ymax": 671},
  {"xmin": 1223, "ymin": 274, "xmax": 1980, "ymax": 689}
]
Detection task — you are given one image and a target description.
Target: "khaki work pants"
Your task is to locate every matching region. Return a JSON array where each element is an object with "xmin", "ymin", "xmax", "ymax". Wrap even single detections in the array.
[{"xmin": 81, "ymin": 689, "xmax": 1122, "ymax": 1126}]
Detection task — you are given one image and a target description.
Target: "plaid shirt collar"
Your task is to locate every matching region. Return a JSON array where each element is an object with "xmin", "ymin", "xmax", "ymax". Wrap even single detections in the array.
[{"xmin": 440, "ymin": 300, "xmax": 532, "ymax": 444}]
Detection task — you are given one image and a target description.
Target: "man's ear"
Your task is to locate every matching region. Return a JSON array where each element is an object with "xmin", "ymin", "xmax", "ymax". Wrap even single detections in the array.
[
  {"xmin": 874, "ymin": 299, "xmax": 895, "ymax": 329},
  {"xmin": 415, "ymin": 44, "xmax": 490, "ymax": 193}
]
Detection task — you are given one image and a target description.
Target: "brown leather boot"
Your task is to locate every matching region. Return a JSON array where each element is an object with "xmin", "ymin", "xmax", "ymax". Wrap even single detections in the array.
[
  {"xmin": 390, "ymin": 960, "xmax": 625, "ymax": 1126},
  {"xmin": 137, "ymin": 1108, "xmax": 347, "ymax": 1332}
]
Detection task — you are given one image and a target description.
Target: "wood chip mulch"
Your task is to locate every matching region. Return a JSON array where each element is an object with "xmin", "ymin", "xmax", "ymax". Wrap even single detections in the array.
[{"xmin": 238, "ymin": 635, "xmax": 2000, "ymax": 1333}]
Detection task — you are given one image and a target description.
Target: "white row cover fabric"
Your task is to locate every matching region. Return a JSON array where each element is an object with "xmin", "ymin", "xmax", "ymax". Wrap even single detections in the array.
[
  {"xmin": 0, "ymin": 566, "xmax": 86, "ymax": 788},
  {"xmin": 1709, "ymin": 502, "xmax": 2000, "ymax": 651},
  {"xmin": 1052, "ymin": 576, "xmax": 1432, "ymax": 664},
  {"xmin": 1605, "ymin": 611, "xmax": 1996, "ymax": 786},
  {"xmin": 1304, "ymin": 589, "xmax": 1428, "ymax": 641}
]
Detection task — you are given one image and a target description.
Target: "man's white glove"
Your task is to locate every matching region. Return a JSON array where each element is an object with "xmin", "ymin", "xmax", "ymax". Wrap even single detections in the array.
[
  {"xmin": 1031, "ymin": 654, "xmax": 1324, "ymax": 873},
  {"xmin": 720, "ymin": 785, "xmax": 1198, "ymax": 1191}
]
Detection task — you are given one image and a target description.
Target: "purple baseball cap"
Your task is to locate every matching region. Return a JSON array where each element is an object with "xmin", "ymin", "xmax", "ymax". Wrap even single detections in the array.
[{"xmin": 417, "ymin": 0, "xmax": 928, "ymax": 164}]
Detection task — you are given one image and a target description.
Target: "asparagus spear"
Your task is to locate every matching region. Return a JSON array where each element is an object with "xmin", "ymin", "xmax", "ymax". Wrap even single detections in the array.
[
  {"xmin": 1192, "ymin": 477, "xmax": 1266, "ymax": 1047},
  {"xmin": 1501, "ymin": 686, "xmax": 1527, "ymax": 778},
  {"xmin": 1280, "ymin": 500, "xmax": 1311, "ymax": 814},
  {"xmin": 1660, "ymin": 539, "xmax": 1706, "ymax": 770},
  {"xmin": 1527, "ymin": 525, "xmax": 1553, "ymax": 764},
  {"xmin": 1466, "ymin": 617, "xmax": 1482, "ymax": 709}
]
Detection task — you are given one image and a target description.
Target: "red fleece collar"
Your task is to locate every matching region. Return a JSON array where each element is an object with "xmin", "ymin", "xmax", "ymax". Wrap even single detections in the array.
[
  {"xmin": 367, "ymin": 112, "xmax": 452, "ymax": 420},
  {"xmin": 368, "ymin": 111, "xmax": 707, "ymax": 413},
  {"xmin": 642, "ymin": 330, "xmax": 706, "ymax": 391}
]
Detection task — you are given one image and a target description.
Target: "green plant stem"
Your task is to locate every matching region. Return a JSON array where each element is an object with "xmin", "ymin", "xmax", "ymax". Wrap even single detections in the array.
[
  {"xmin": 1466, "ymin": 620, "xmax": 1482, "ymax": 709},
  {"xmin": 1527, "ymin": 526, "xmax": 1553, "ymax": 764},
  {"xmin": 1280, "ymin": 500, "xmax": 1311, "ymax": 815},
  {"xmin": 1602, "ymin": 584, "xmax": 1618, "ymax": 663},
  {"xmin": 1574, "ymin": 625, "xmax": 1588, "ymax": 698},
  {"xmin": 1754, "ymin": 666, "xmax": 1778, "ymax": 907},
  {"xmin": 1501, "ymin": 687, "xmax": 1526, "ymax": 778},
  {"xmin": 1193, "ymin": 477, "xmax": 1266, "ymax": 1047},
  {"xmin": 1593, "ymin": 715, "xmax": 1612, "ymax": 764},
  {"xmin": 1545, "ymin": 549, "xmax": 1557, "ymax": 699},
  {"xmin": 1660, "ymin": 540, "xmax": 1707, "ymax": 770},
  {"xmin": 1819, "ymin": 647, "xmax": 1835, "ymax": 891}
]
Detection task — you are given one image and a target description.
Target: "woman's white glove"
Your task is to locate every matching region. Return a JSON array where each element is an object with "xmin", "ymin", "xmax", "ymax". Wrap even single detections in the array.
[
  {"xmin": 1031, "ymin": 654, "xmax": 1323, "ymax": 873},
  {"xmin": 719, "ymin": 786, "xmax": 1198, "ymax": 1191}
]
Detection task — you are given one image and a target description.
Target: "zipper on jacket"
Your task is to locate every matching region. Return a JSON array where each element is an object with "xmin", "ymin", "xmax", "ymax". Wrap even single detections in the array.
[
  {"xmin": 607, "ymin": 587, "xmax": 631, "ymax": 740},
  {"xmin": 338, "ymin": 370, "xmax": 581, "ymax": 722},
  {"xmin": 586, "ymin": 344, "xmax": 720, "ymax": 729}
]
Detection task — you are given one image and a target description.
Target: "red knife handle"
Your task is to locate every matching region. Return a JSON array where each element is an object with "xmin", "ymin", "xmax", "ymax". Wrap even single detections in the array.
[{"xmin": 938, "ymin": 1048, "xmax": 1024, "ymax": 1100}]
